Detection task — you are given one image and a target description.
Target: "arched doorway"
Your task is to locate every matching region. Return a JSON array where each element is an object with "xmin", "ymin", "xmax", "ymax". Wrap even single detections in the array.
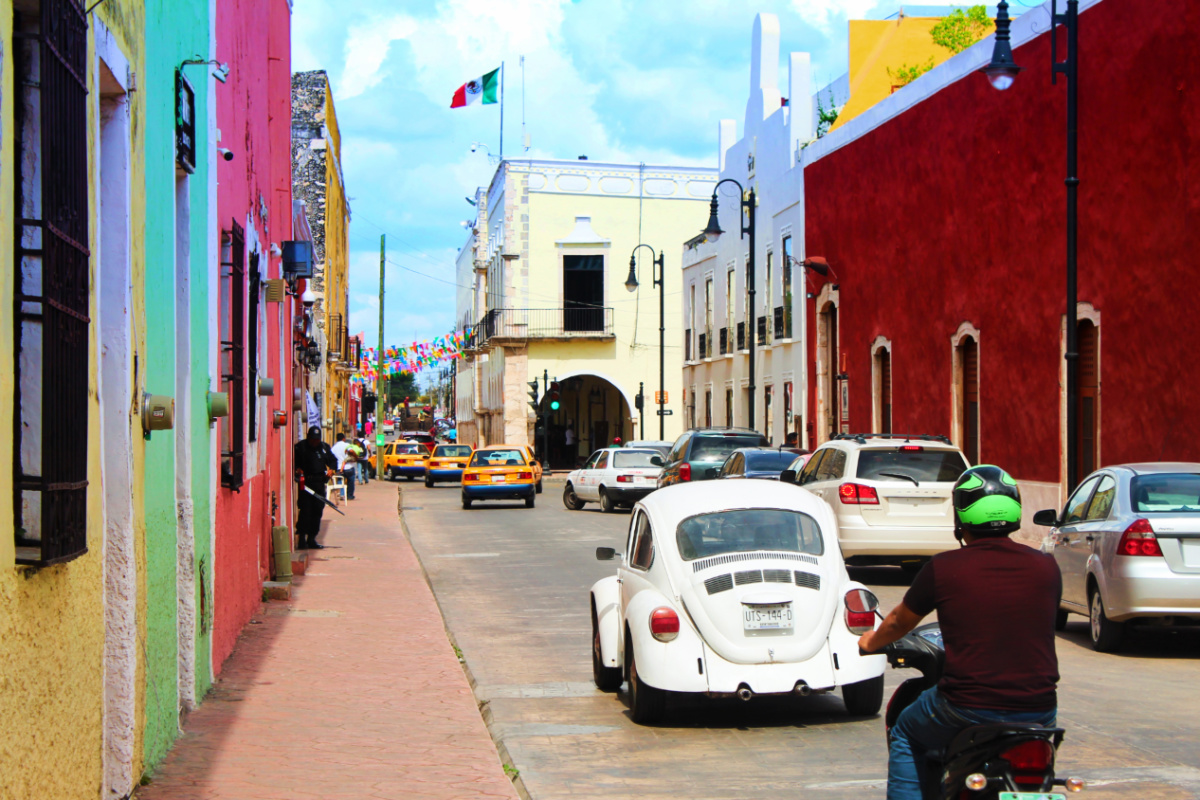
[
  {"xmin": 540, "ymin": 374, "xmax": 632, "ymax": 469},
  {"xmin": 816, "ymin": 294, "xmax": 840, "ymax": 443}
]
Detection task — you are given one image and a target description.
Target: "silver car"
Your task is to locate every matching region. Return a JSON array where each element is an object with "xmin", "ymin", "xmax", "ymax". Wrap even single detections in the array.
[{"xmin": 1034, "ymin": 463, "xmax": 1200, "ymax": 652}]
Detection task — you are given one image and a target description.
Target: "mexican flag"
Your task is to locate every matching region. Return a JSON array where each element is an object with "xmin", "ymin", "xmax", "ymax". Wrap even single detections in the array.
[{"xmin": 450, "ymin": 68, "xmax": 499, "ymax": 108}]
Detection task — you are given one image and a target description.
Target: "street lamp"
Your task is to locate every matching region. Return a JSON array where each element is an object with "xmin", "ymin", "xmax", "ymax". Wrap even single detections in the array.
[
  {"xmin": 627, "ymin": 245, "xmax": 666, "ymax": 439},
  {"xmin": 702, "ymin": 178, "xmax": 757, "ymax": 430},
  {"xmin": 983, "ymin": 0, "xmax": 1082, "ymax": 491}
]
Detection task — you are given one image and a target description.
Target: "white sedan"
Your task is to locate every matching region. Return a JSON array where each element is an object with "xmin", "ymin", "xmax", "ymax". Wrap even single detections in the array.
[
  {"xmin": 563, "ymin": 447, "xmax": 665, "ymax": 513},
  {"xmin": 589, "ymin": 479, "xmax": 886, "ymax": 724}
]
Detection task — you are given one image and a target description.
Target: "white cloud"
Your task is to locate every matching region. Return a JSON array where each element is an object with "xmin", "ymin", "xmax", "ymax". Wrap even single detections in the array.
[{"xmin": 789, "ymin": 0, "xmax": 880, "ymax": 33}]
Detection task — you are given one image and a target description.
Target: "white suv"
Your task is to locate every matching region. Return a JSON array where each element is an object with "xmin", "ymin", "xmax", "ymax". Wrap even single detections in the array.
[{"xmin": 788, "ymin": 434, "xmax": 970, "ymax": 570}]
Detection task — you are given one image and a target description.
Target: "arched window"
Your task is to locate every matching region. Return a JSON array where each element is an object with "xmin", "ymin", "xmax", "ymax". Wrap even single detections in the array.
[
  {"xmin": 954, "ymin": 332, "xmax": 980, "ymax": 465},
  {"xmin": 871, "ymin": 338, "xmax": 892, "ymax": 435}
]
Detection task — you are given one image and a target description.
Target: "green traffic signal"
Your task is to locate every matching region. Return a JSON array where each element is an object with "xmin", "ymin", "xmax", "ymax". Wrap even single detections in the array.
[{"xmin": 550, "ymin": 399, "xmax": 560, "ymax": 411}]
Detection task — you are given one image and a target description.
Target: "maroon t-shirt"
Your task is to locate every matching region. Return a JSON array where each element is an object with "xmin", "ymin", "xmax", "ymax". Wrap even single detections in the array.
[{"xmin": 903, "ymin": 537, "xmax": 1062, "ymax": 711}]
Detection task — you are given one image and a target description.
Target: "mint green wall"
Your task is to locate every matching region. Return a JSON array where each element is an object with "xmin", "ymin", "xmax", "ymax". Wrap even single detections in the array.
[{"xmin": 142, "ymin": 0, "xmax": 212, "ymax": 771}]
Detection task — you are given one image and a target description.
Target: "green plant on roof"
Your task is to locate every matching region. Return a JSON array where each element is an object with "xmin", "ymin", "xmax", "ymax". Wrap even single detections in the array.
[{"xmin": 888, "ymin": 6, "xmax": 996, "ymax": 88}]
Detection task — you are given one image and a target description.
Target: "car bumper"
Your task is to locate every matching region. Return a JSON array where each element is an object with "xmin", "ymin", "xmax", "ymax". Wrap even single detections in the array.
[
  {"xmin": 700, "ymin": 639, "xmax": 883, "ymax": 695},
  {"xmin": 392, "ymin": 465, "xmax": 426, "ymax": 476},
  {"xmin": 605, "ymin": 486, "xmax": 656, "ymax": 503},
  {"xmin": 836, "ymin": 517, "xmax": 958, "ymax": 558},
  {"xmin": 1103, "ymin": 559, "xmax": 1200, "ymax": 621},
  {"xmin": 462, "ymin": 484, "xmax": 535, "ymax": 499},
  {"xmin": 427, "ymin": 469, "xmax": 464, "ymax": 481}
]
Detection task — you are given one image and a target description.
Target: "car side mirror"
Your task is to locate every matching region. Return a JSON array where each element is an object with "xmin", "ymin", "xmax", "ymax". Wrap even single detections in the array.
[
  {"xmin": 779, "ymin": 469, "xmax": 797, "ymax": 484},
  {"xmin": 1032, "ymin": 509, "xmax": 1059, "ymax": 527},
  {"xmin": 844, "ymin": 588, "xmax": 879, "ymax": 614},
  {"xmin": 596, "ymin": 547, "xmax": 618, "ymax": 561},
  {"xmin": 704, "ymin": 467, "xmax": 718, "ymax": 479},
  {"xmin": 650, "ymin": 455, "xmax": 664, "ymax": 466}
]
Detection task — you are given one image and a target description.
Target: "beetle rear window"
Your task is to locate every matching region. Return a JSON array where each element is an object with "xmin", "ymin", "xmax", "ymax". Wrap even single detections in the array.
[
  {"xmin": 1131, "ymin": 473, "xmax": 1200, "ymax": 513},
  {"xmin": 676, "ymin": 509, "xmax": 824, "ymax": 561},
  {"xmin": 856, "ymin": 449, "xmax": 967, "ymax": 483}
]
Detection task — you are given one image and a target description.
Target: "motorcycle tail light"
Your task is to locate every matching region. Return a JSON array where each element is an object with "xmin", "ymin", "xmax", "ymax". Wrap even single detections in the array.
[
  {"xmin": 845, "ymin": 607, "xmax": 876, "ymax": 635},
  {"xmin": 838, "ymin": 483, "xmax": 880, "ymax": 505},
  {"xmin": 1117, "ymin": 518, "xmax": 1162, "ymax": 557},
  {"xmin": 680, "ymin": 463, "xmax": 692, "ymax": 481},
  {"xmin": 649, "ymin": 607, "xmax": 680, "ymax": 642},
  {"xmin": 1002, "ymin": 739, "xmax": 1054, "ymax": 772},
  {"xmin": 1064, "ymin": 777, "xmax": 1085, "ymax": 793}
]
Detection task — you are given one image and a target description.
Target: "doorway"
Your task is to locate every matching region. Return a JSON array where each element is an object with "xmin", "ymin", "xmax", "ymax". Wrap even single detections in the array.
[
  {"xmin": 563, "ymin": 254, "xmax": 604, "ymax": 332},
  {"xmin": 818, "ymin": 300, "xmax": 839, "ymax": 441},
  {"xmin": 957, "ymin": 335, "xmax": 980, "ymax": 465}
]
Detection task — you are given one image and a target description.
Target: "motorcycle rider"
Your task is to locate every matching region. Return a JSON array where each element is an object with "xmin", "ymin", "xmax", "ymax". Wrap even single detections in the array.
[{"xmin": 858, "ymin": 465, "xmax": 1062, "ymax": 800}]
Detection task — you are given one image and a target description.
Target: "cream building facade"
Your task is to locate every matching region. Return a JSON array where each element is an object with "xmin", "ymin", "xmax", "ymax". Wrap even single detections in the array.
[{"xmin": 456, "ymin": 158, "xmax": 717, "ymax": 466}]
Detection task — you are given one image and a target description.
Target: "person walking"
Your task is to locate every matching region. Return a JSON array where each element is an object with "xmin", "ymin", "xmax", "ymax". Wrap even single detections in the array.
[
  {"xmin": 293, "ymin": 426, "xmax": 337, "ymax": 550},
  {"xmin": 355, "ymin": 438, "xmax": 370, "ymax": 485},
  {"xmin": 564, "ymin": 421, "xmax": 577, "ymax": 466},
  {"xmin": 330, "ymin": 432, "xmax": 357, "ymax": 501}
]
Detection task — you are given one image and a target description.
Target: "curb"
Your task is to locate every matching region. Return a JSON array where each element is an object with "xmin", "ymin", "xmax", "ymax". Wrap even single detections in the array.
[{"xmin": 396, "ymin": 489, "xmax": 533, "ymax": 800}]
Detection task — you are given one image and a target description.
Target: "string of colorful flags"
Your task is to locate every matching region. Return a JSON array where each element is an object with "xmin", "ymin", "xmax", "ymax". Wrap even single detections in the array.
[{"xmin": 350, "ymin": 328, "xmax": 472, "ymax": 384}]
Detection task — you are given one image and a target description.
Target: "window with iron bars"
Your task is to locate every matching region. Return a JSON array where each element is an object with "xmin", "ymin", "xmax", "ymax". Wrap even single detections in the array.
[
  {"xmin": 220, "ymin": 223, "xmax": 246, "ymax": 490},
  {"xmin": 248, "ymin": 255, "xmax": 260, "ymax": 443},
  {"xmin": 685, "ymin": 329, "xmax": 692, "ymax": 362},
  {"xmin": 12, "ymin": 0, "xmax": 90, "ymax": 564},
  {"xmin": 757, "ymin": 316, "xmax": 768, "ymax": 346}
]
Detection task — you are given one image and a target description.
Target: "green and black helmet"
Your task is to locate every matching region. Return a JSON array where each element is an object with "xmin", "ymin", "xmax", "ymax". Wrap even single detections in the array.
[{"xmin": 952, "ymin": 465, "xmax": 1022, "ymax": 540}]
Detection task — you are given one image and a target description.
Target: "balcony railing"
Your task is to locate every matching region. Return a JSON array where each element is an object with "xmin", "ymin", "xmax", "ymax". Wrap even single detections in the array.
[
  {"xmin": 698, "ymin": 333, "xmax": 707, "ymax": 360},
  {"xmin": 757, "ymin": 316, "xmax": 768, "ymax": 346},
  {"xmin": 736, "ymin": 321, "xmax": 746, "ymax": 351},
  {"xmin": 774, "ymin": 306, "xmax": 785, "ymax": 341},
  {"xmin": 476, "ymin": 307, "xmax": 614, "ymax": 342},
  {"xmin": 719, "ymin": 327, "xmax": 728, "ymax": 355}
]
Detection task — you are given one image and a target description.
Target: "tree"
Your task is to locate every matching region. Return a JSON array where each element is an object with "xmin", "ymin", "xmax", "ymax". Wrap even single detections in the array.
[{"xmin": 384, "ymin": 372, "xmax": 418, "ymax": 411}]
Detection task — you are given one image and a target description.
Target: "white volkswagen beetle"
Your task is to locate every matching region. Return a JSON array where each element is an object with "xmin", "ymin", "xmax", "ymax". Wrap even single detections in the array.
[{"xmin": 590, "ymin": 479, "xmax": 886, "ymax": 724}]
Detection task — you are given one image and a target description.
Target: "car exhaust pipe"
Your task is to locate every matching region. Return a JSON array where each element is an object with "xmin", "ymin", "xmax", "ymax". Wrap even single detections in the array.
[
  {"xmin": 736, "ymin": 686, "xmax": 754, "ymax": 702},
  {"xmin": 794, "ymin": 681, "xmax": 812, "ymax": 697}
]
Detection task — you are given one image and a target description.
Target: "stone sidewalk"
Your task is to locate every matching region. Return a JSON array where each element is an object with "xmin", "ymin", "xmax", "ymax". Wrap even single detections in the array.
[{"xmin": 135, "ymin": 480, "xmax": 520, "ymax": 800}]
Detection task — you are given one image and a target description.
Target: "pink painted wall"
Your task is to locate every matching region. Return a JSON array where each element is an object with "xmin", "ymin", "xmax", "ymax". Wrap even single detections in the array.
[{"xmin": 213, "ymin": 0, "xmax": 294, "ymax": 673}]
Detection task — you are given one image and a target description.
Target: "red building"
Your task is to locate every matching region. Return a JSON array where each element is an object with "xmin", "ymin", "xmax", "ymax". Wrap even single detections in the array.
[
  {"xmin": 212, "ymin": 0, "xmax": 296, "ymax": 670},
  {"xmin": 802, "ymin": 0, "xmax": 1200, "ymax": 529}
]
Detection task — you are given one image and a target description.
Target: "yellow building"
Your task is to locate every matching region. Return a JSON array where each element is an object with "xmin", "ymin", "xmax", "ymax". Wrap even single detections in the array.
[
  {"xmin": 291, "ymin": 70, "xmax": 354, "ymax": 440},
  {"xmin": 1, "ymin": 1, "xmax": 151, "ymax": 797},
  {"xmin": 830, "ymin": 11, "xmax": 993, "ymax": 132},
  {"xmin": 456, "ymin": 159, "xmax": 717, "ymax": 466}
]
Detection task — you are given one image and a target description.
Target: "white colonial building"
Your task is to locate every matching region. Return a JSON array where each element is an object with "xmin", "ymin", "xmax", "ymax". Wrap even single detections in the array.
[{"xmin": 456, "ymin": 158, "xmax": 718, "ymax": 466}]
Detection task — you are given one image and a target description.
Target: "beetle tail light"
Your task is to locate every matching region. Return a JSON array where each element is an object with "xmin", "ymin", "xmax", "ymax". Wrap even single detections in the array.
[
  {"xmin": 650, "ymin": 607, "xmax": 680, "ymax": 642},
  {"xmin": 1117, "ymin": 518, "xmax": 1163, "ymax": 557},
  {"xmin": 845, "ymin": 590, "xmax": 877, "ymax": 634},
  {"xmin": 680, "ymin": 463, "xmax": 692, "ymax": 482}
]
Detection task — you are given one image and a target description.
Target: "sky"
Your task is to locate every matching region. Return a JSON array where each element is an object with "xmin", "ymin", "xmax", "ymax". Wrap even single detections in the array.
[{"xmin": 289, "ymin": 0, "xmax": 933, "ymax": 361}]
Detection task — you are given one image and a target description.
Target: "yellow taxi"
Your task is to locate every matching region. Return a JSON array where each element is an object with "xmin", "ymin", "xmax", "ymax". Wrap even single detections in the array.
[
  {"xmin": 381, "ymin": 440, "xmax": 430, "ymax": 481},
  {"xmin": 519, "ymin": 444, "xmax": 544, "ymax": 494},
  {"xmin": 461, "ymin": 445, "xmax": 538, "ymax": 509},
  {"xmin": 424, "ymin": 444, "xmax": 474, "ymax": 487}
]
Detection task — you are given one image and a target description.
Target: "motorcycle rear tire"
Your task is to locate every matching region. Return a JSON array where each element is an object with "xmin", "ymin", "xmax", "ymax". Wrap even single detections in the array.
[{"xmin": 842, "ymin": 675, "xmax": 884, "ymax": 716}]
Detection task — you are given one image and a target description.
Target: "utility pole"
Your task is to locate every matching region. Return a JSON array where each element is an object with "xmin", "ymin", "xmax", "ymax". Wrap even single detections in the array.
[{"xmin": 376, "ymin": 235, "xmax": 386, "ymax": 443}]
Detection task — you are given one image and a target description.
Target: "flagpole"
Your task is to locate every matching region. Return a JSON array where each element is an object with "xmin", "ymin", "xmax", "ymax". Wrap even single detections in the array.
[{"xmin": 499, "ymin": 61, "xmax": 505, "ymax": 160}]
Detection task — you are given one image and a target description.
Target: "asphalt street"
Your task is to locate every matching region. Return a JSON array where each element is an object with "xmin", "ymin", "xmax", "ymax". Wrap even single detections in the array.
[{"xmin": 399, "ymin": 478, "xmax": 1200, "ymax": 800}]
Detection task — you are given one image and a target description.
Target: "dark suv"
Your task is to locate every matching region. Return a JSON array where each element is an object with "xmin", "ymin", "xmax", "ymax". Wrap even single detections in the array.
[{"xmin": 657, "ymin": 427, "xmax": 768, "ymax": 488}]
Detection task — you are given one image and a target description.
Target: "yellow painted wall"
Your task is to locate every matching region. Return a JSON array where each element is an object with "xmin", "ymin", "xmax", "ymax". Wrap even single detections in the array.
[
  {"xmin": 0, "ymin": 1, "xmax": 148, "ymax": 795},
  {"xmin": 323, "ymin": 83, "xmax": 351, "ymax": 436},
  {"xmin": 831, "ymin": 16, "xmax": 987, "ymax": 132}
]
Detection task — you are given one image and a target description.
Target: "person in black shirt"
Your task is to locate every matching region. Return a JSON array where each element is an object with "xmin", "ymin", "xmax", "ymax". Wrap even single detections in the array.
[
  {"xmin": 858, "ymin": 465, "xmax": 1062, "ymax": 800},
  {"xmin": 294, "ymin": 425, "xmax": 337, "ymax": 550}
]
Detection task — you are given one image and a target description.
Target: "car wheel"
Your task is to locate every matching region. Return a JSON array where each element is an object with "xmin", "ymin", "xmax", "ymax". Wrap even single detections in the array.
[
  {"xmin": 1089, "ymin": 586, "xmax": 1125, "ymax": 652},
  {"xmin": 1055, "ymin": 608, "xmax": 1069, "ymax": 631},
  {"xmin": 461, "ymin": 495, "xmax": 472, "ymax": 510},
  {"xmin": 563, "ymin": 484, "xmax": 586, "ymax": 511},
  {"xmin": 536, "ymin": 478, "xmax": 543, "ymax": 495},
  {"xmin": 391, "ymin": 468, "xmax": 399, "ymax": 481},
  {"xmin": 599, "ymin": 488, "xmax": 616, "ymax": 514},
  {"xmin": 628, "ymin": 647, "xmax": 666, "ymax": 725},
  {"xmin": 425, "ymin": 477, "xmax": 434, "ymax": 488},
  {"xmin": 525, "ymin": 492, "xmax": 535, "ymax": 509},
  {"xmin": 841, "ymin": 675, "xmax": 884, "ymax": 716},
  {"xmin": 592, "ymin": 610, "xmax": 622, "ymax": 692}
]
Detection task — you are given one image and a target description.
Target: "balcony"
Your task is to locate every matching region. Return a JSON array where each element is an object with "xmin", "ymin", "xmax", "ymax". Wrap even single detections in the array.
[{"xmin": 477, "ymin": 307, "xmax": 615, "ymax": 344}]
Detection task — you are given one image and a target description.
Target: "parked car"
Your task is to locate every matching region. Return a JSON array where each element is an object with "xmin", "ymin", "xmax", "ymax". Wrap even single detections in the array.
[
  {"xmin": 519, "ymin": 444, "xmax": 544, "ymax": 494},
  {"xmin": 461, "ymin": 445, "xmax": 538, "ymax": 509},
  {"xmin": 784, "ymin": 434, "xmax": 969, "ymax": 570},
  {"xmin": 563, "ymin": 448, "xmax": 666, "ymax": 513},
  {"xmin": 717, "ymin": 448, "xmax": 802, "ymax": 481},
  {"xmin": 424, "ymin": 444, "xmax": 474, "ymax": 487},
  {"xmin": 589, "ymin": 479, "xmax": 886, "ymax": 724},
  {"xmin": 624, "ymin": 440, "xmax": 673, "ymax": 459},
  {"xmin": 1035, "ymin": 463, "xmax": 1200, "ymax": 652},
  {"xmin": 657, "ymin": 427, "xmax": 769, "ymax": 488}
]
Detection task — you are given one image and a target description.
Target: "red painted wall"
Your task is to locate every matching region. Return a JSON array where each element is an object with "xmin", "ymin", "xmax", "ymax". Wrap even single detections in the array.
[
  {"xmin": 213, "ymin": 0, "xmax": 294, "ymax": 672},
  {"xmin": 804, "ymin": 0, "xmax": 1200, "ymax": 485}
]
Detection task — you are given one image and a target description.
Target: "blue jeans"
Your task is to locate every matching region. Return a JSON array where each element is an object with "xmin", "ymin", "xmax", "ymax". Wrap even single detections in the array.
[
  {"xmin": 341, "ymin": 467, "xmax": 356, "ymax": 500},
  {"xmin": 888, "ymin": 687, "xmax": 1056, "ymax": 800}
]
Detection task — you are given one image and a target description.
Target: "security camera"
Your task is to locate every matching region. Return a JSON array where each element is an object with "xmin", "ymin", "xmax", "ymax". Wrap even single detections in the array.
[
  {"xmin": 218, "ymin": 147, "xmax": 234, "ymax": 162},
  {"xmin": 301, "ymin": 288, "xmax": 316, "ymax": 308}
]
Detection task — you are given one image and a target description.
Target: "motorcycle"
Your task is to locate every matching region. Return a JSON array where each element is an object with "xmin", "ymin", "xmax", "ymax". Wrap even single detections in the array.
[{"xmin": 847, "ymin": 589, "xmax": 1085, "ymax": 800}]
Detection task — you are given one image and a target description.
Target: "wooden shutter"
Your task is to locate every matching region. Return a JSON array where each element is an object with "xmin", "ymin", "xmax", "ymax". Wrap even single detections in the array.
[
  {"xmin": 221, "ymin": 222, "xmax": 245, "ymax": 489},
  {"xmin": 961, "ymin": 337, "xmax": 979, "ymax": 465},
  {"xmin": 878, "ymin": 349, "xmax": 892, "ymax": 434},
  {"xmin": 1077, "ymin": 321, "xmax": 1099, "ymax": 475}
]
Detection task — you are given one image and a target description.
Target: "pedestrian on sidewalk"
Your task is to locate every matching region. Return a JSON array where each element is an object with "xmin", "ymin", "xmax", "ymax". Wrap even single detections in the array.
[
  {"xmin": 294, "ymin": 425, "xmax": 337, "ymax": 550},
  {"xmin": 330, "ymin": 432, "xmax": 357, "ymax": 500},
  {"xmin": 355, "ymin": 438, "xmax": 371, "ymax": 485}
]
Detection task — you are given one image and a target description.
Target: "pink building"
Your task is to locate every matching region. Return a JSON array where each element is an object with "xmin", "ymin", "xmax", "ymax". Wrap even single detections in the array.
[{"xmin": 212, "ymin": 0, "xmax": 296, "ymax": 671}]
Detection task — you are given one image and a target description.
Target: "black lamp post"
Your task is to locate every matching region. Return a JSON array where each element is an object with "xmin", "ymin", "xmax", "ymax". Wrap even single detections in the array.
[
  {"xmin": 983, "ymin": 0, "xmax": 1081, "ymax": 491},
  {"xmin": 702, "ymin": 178, "xmax": 756, "ymax": 430},
  {"xmin": 626, "ymin": 245, "xmax": 666, "ymax": 439}
]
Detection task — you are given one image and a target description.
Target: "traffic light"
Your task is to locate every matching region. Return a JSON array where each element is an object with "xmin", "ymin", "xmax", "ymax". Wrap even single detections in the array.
[
  {"xmin": 548, "ymin": 381, "xmax": 561, "ymax": 411},
  {"xmin": 634, "ymin": 388, "xmax": 644, "ymax": 411},
  {"xmin": 527, "ymin": 379, "xmax": 540, "ymax": 413}
]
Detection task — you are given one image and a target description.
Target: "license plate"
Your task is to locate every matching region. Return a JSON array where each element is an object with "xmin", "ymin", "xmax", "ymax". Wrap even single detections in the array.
[
  {"xmin": 743, "ymin": 603, "xmax": 793, "ymax": 630},
  {"xmin": 492, "ymin": 475, "xmax": 507, "ymax": 483},
  {"xmin": 999, "ymin": 794, "xmax": 1065, "ymax": 800}
]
